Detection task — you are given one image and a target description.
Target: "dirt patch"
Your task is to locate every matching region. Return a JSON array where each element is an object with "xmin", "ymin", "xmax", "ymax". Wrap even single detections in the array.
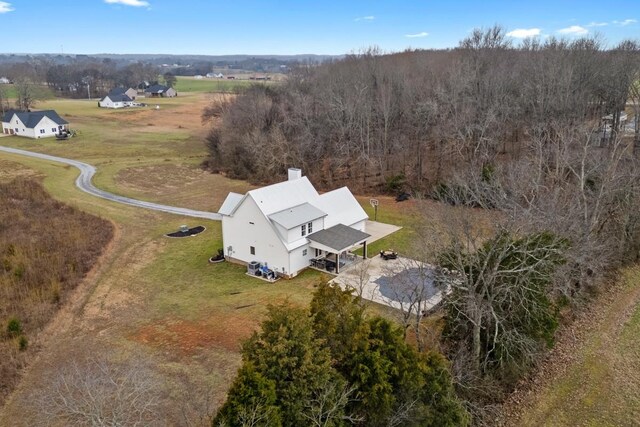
[
  {"xmin": 132, "ymin": 313, "xmax": 258, "ymax": 356},
  {"xmin": 116, "ymin": 94, "xmax": 215, "ymax": 136},
  {"xmin": 0, "ymin": 160, "xmax": 42, "ymax": 183},
  {"xmin": 116, "ymin": 163, "xmax": 211, "ymax": 194},
  {"xmin": 115, "ymin": 163, "xmax": 254, "ymax": 212}
]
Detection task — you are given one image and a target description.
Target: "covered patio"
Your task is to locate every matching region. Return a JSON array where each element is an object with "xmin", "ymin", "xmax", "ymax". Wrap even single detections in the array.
[{"xmin": 307, "ymin": 224, "xmax": 371, "ymax": 274}]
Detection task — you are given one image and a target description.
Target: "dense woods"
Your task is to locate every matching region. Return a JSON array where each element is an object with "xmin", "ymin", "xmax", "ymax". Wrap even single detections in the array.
[
  {"xmin": 0, "ymin": 179, "xmax": 113, "ymax": 406},
  {"xmin": 207, "ymin": 27, "xmax": 640, "ymax": 424},
  {"xmin": 203, "ymin": 29, "xmax": 640, "ymax": 194}
]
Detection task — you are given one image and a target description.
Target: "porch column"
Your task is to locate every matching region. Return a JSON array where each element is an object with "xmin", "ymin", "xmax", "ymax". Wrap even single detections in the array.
[
  {"xmin": 363, "ymin": 241, "xmax": 368, "ymax": 259},
  {"xmin": 336, "ymin": 252, "xmax": 340, "ymax": 274}
]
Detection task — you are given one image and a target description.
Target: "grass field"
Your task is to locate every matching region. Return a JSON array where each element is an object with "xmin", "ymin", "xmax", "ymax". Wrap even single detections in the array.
[
  {"xmin": 511, "ymin": 266, "xmax": 640, "ymax": 426},
  {"xmin": 0, "ymin": 88, "xmax": 489, "ymax": 423},
  {"xmin": 174, "ymin": 76, "xmax": 273, "ymax": 93},
  {"xmin": 0, "ymin": 83, "xmax": 55, "ymax": 100}
]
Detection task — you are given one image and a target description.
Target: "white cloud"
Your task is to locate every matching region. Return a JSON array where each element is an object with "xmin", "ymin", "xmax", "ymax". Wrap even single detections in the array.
[
  {"xmin": 104, "ymin": 0, "xmax": 149, "ymax": 7},
  {"xmin": 506, "ymin": 28, "xmax": 541, "ymax": 38},
  {"xmin": 587, "ymin": 21, "xmax": 608, "ymax": 27},
  {"xmin": 613, "ymin": 19, "xmax": 637, "ymax": 26},
  {"xmin": 557, "ymin": 25, "xmax": 588, "ymax": 35},
  {"xmin": 0, "ymin": 2, "xmax": 14, "ymax": 13},
  {"xmin": 405, "ymin": 32, "xmax": 429, "ymax": 38},
  {"xmin": 354, "ymin": 16, "xmax": 375, "ymax": 22}
]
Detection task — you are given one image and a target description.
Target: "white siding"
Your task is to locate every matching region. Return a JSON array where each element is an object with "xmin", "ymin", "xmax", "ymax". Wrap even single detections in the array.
[
  {"xmin": 223, "ymin": 197, "xmax": 291, "ymax": 275},
  {"xmin": 99, "ymin": 96, "xmax": 127, "ymax": 108},
  {"xmin": 286, "ymin": 217, "xmax": 324, "ymax": 243},
  {"xmin": 33, "ymin": 116, "xmax": 63, "ymax": 139},
  {"xmin": 290, "ymin": 244, "xmax": 313, "ymax": 276}
]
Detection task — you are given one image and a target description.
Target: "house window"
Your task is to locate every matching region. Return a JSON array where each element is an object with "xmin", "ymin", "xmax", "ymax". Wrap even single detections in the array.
[
  {"xmin": 14, "ymin": 128, "xmax": 18, "ymax": 133},
  {"xmin": 52, "ymin": 128, "xmax": 56, "ymax": 132},
  {"xmin": 307, "ymin": 222, "xmax": 313, "ymax": 234},
  {"xmin": 250, "ymin": 246, "xmax": 255, "ymax": 255},
  {"xmin": 302, "ymin": 249, "xmax": 307, "ymax": 256},
  {"xmin": 315, "ymin": 248, "xmax": 322, "ymax": 257},
  {"xmin": 301, "ymin": 224, "xmax": 307, "ymax": 236},
  {"xmin": 40, "ymin": 129, "xmax": 45, "ymax": 134}
]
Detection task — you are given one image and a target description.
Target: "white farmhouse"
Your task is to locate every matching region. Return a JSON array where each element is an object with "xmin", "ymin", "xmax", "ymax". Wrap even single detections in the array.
[
  {"xmin": 99, "ymin": 87, "xmax": 138, "ymax": 108},
  {"xmin": 2, "ymin": 110, "xmax": 69, "ymax": 138},
  {"xmin": 218, "ymin": 168, "xmax": 370, "ymax": 278}
]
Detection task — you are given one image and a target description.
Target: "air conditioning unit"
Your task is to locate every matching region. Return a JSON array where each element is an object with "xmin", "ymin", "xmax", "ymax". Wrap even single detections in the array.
[{"xmin": 247, "ymin": 261, "xmax": 261, "ymax": 275}]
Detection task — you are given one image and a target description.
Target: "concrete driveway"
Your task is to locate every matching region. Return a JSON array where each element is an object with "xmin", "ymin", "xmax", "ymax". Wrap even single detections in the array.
[
  {"xmin": 331, "ymin": 254, "xmax": 443, "ymax": 312},
  {"xmin": 365, "ymin": 220, "xmax": 401, "ymax": 244}
]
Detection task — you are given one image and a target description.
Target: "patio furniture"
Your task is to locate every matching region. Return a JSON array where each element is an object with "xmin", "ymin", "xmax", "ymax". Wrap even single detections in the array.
[{"xmin": 380, "ymin": 250, "xmax": 398, "ymax": 260}]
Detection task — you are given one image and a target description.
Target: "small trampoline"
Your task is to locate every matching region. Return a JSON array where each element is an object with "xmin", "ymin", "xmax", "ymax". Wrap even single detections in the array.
[
  {"xmin": 375, "ymin": 267, "xmax": 439, "ymax": 303},
  {"xmin": 165, "ymin": 225, "xmax": 205, "ymax": 238}
]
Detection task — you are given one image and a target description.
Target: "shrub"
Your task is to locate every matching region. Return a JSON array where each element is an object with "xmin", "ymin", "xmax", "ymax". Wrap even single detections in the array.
[{"xmin": 6, "ymin": 317, "xmax": 22, "ymax": 338}]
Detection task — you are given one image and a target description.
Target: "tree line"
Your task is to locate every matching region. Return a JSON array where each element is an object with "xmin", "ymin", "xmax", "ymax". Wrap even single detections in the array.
[
  {"xmin": 203, "ymin": 28, "xmax": 640, "ymax": 195},
  {"xmin": 0, "ymin": 59, "xmax": 159, "ymax": 101}
]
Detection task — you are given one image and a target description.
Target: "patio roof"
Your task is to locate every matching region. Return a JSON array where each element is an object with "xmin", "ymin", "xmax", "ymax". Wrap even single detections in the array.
[{"xmin": 307, "ymin": 223, "xmax": 371, "ymax": 253}]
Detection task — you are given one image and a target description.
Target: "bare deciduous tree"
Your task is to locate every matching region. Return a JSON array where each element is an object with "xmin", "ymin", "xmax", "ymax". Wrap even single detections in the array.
[{"xmin": 31, "ymin": 353, "xmax": 162, "ymax": 426}]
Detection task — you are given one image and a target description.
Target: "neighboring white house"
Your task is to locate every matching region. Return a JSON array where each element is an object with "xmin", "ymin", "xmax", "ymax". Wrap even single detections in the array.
[
  {"xmin": 218, "ymin": 168, "xmax": 370, "ymax": 278},
  {"xmin": 144, "ymin": 84, "xmax": 177, "ymax": 98},
  {"xmin": 2, "ymin": 110, "xmax": 69, "ymax": 138},
  {"xmin": 99, "ymin": 93, "xmax": 133, "ymax": 109},
  {"xmin": 0, "ymin": 77, "xmax": 10, "ymax": 84},
  {"xmin": 99, "ymin": 87, "xmax": 138, "ymax": 108}
]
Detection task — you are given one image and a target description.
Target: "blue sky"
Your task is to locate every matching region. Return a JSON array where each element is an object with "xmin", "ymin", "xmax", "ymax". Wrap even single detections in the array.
[{"xmin": 0, "ymin": 0, "xmax": 637, "ymax": 55}]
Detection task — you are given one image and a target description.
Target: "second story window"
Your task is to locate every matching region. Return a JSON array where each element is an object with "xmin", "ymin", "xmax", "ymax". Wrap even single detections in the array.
[
  {"xmin": 307, "ymin": 222, "xmax": 313, "ymax": 234},
  {"xmin": 301, "ymin": 224, "xmax": 307, "ymax": 236}
]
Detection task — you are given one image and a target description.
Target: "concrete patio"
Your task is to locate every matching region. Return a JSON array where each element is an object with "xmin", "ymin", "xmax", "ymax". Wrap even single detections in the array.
[{"xmin": 331, "ymin": 254, "xmax": 444, "ymax": 312}]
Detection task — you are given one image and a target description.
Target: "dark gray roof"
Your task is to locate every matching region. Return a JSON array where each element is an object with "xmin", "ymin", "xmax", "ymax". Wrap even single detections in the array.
[
  {"xmin": 2, "ymin": 109, "xmax": 18, "ymax": 123},
  {"xmin": 13, "ymin": 110, "xmax": 68, "ymax": 128},
  {"xmin": 269, "ymin": 203, "xmax": 327, "ymax": 229},
  {"xmin": 108, "ymin": 87, "xmax": 127, "ymax": 96},
  {"xmin": 144, "ymin": 84, "xmax": 171, "ymax": 93},
  {"xmin": 307, "ymin": 223, "xmax": 370, "ymax": 252},
  {"xmin": 103, "ymin": 93, "xmax": 132, "ymax": 102}
]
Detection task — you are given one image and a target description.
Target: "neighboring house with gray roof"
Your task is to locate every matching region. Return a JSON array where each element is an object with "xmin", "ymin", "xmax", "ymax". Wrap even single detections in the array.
[
  {"xmin": 99, "ymin": 87, "xmax": 138, "ymax": 108},
  {"xmin": 144, "ymin": 84, "xmax": 177, "ymax": 98},
  {"xmin": 218, "ymin": 168, "xmax": 370, "ymax": 278},
  {"xmin": 2, "ymin": 110, "xmax": 69, "ymax": 138}
]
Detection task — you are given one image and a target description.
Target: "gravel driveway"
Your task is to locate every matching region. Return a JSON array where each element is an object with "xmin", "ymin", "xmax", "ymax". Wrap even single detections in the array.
[{"xmin": 0, "ymin": 145, "xmax": 221, "ymax": 220}]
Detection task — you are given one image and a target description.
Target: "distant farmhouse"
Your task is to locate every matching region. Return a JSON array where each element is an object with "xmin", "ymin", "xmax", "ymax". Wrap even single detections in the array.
[
  {"xmin": 218, "ymin": 168, "xmax": 370, "ymax": 278},
  {"xmin": 206, "ymin": 72, "xmax": 224, "ymax": 78},
  {"xmin": 98, "ymin": 87, "xmax": 138, "ymax": 109},
  {"xmin": 144, "ymin": 84, "xmax": 177, "ymax": 98},
  {"xmin": 0, "ymin": 77, "xmax": 10, "ymax": 84},
  {"xmin": 2, "ymin": 110, "xmax": 69, "ymax": 138}
]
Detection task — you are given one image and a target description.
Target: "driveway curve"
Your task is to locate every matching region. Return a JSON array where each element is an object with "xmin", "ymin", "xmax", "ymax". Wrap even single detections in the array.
[{"xmin": 0, "ymin": 145, "xmax": 221, "ymax": 220}]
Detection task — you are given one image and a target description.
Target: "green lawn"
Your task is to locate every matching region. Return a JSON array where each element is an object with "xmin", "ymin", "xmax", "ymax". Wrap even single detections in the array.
[
  {"xmin": 174, "ymin": 76, "xmax": 272, "ymax": 93},
  {"xmin": 0, "ymin": 83, "xmax": 55, "ymax": 100}
]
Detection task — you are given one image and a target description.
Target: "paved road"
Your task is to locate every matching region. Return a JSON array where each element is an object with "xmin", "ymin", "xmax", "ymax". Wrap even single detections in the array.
[{"xmin": 0, "ymin": 145, "xmax": 222, "ymax": 220}]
